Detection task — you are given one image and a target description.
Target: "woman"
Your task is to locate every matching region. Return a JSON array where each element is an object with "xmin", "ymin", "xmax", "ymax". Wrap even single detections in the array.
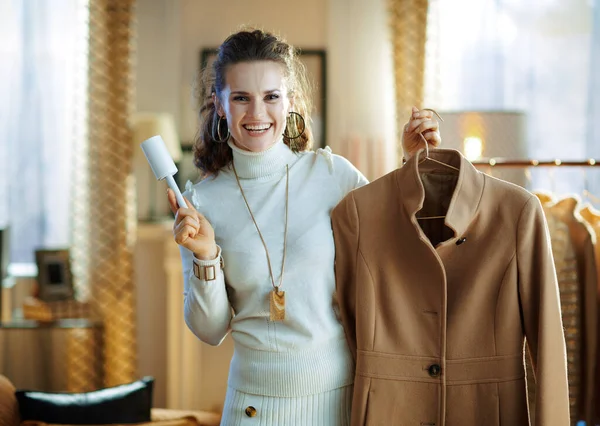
[{"xmin": 167, "ymin": 28, "xmax": 440, "ymax": 425}]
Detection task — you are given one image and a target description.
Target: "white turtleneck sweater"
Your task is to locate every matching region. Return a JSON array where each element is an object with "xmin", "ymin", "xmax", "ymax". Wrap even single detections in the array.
[{"xmin": 180, "ymin": 139, "xmax": 367, "ymax": 398}]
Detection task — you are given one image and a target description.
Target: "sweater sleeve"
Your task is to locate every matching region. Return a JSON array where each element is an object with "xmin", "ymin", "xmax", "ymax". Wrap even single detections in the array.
[
  {"xmin": 316, "ymin": 147, "xmax": 368, "ymax": 195},
  {"xmin": 332, "ymin": 154, "xmax": 369, "ymax": 195},
  {"xmin": 517, "ymin": 196, "xmax": 570, "ymax": 425},
  {"xmin": 331, "ymin": 192, "xmax": 360, "ymax": 360},
  {"xmin": 181, "ymin": 244, "xmax": 233, "ymax": 346}
]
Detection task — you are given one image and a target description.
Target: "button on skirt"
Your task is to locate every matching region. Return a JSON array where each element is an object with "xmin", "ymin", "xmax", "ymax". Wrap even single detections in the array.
[{"xmin": 220, "ymin": 384, "xmax": 353, "ymax": 426}]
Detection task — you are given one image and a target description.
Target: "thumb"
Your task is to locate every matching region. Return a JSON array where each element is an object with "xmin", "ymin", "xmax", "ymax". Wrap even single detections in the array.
[
  {"xmin": 167, "ymin": 189, "xmax": 179, "ymax": 214},
  {"xmin": 411, "ymin": 106, "xmax": 419, "ymax": 114},
  {"xmin": 184, "ymin": 196, "xmax": 195, "ymax": 210}
]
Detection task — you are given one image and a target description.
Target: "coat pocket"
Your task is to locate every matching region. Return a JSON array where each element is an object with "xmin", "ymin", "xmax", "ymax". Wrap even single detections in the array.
[
  {"xmin": 445, "ymin": 382, "xmax": 501, "ymax": 426},
  {"xmin": 361, "ymin": 378, "xmax": 439, "ymax": 426}
]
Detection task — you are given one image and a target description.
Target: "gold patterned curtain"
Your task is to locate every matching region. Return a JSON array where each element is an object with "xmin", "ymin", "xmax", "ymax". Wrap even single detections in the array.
[
  {"xmin": 388, "ymin": 0, "xmax": 429, "ymax": 163},
  {"xmin": 71, "ymin": 0, "xmax": 137, "ymax": 388}
]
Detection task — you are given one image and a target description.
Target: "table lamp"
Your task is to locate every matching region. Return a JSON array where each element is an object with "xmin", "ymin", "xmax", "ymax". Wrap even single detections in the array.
[{"xmin": 437, "ymin": 110, "xmax": 527, "ymax": 186}]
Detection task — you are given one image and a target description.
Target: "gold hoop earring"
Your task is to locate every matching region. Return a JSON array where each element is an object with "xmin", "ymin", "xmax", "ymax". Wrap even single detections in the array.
[
  {"xmin": 283, "ymin": 112, "xmax": 306, "ymax": 140},
  {"xmin": 211, "ymin": 114, "xmax": 230, "ymax": 143}
]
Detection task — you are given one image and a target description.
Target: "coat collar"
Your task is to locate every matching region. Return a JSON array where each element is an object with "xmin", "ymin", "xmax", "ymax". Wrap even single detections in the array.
[{"xmin": 394, "ymin": 148, "xmax": 485, "ymax": 239}]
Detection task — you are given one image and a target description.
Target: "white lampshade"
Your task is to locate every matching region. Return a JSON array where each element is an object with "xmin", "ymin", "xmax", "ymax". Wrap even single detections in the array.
[
  {"xmin": 438, "ymin": 110, "xmax": 528, "ymax": 186},
  {"xmin": 132, "ymin": 112, "xmax": 181, "ymax": 162}
]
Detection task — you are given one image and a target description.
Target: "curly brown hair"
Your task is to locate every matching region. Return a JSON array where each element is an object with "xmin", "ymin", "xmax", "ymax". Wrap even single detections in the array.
[{"xmin": 192, "ymin": 29, "xmax": 314, "ymax": 176}]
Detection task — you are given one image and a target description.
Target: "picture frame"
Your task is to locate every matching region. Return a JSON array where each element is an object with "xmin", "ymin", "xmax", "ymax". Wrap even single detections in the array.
[
  {"xmin": 35, "ymin": 249, "xmax": 74, "ymax": 302},
  {"xmin": 198, "ymin": 47, "xmax": 327, "ymax": 150}
]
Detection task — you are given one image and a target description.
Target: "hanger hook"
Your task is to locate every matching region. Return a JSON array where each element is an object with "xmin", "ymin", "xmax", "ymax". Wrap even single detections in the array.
[
  {"xmin": 524, "ymin": 167, "xmax": 532, "ymax": 190},
  {"xmin": 419, "ymin": 132, "xmax": 430, "ymax": 157},
  {"xmin": 582, "ymin": 167, "xmax": 588, "ymax": 202}
]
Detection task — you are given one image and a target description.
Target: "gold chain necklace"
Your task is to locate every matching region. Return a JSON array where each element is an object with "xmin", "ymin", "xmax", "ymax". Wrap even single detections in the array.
[{"xmin": 232, "ymin": 162, "xmax": 288, "ymax": 321}]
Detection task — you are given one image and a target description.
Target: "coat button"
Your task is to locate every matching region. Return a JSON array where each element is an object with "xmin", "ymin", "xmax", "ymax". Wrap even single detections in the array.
[
  {"xmin": 428, "ymin": 364, "xmax": 441, "ymax": 377},
  {"xmin": 456, "ymin": 237, "xmax": 467, "ymax": 246},
  {"xmin": 245, "ymin": 406, "xmax": 257, "ymax": 417}
]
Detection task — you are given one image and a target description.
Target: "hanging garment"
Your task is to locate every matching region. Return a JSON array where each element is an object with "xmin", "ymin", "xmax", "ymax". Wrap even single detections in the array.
[
  {"xmin": 547, "ymin": 197, "xmax": 598, "ymax": 426},
  {"xmin": 578, "ymin": 204, "xmax": 600, "ymax": 423},
  {"xmin": 526, "ymin": 192, "xmax": 561, "ymax": 426},
  {"xmin": 530, "ymin": 196, "xmax": 584, "ymax": 426},
  {"xmin": 332, "ymin": 148, "xmax": 570, "ymax": 426}
]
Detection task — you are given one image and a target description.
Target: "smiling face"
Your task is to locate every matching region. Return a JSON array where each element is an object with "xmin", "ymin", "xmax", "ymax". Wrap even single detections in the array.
[{"xmin": 215, "ymin": 60, "xmax": 292, "ymax": 152}]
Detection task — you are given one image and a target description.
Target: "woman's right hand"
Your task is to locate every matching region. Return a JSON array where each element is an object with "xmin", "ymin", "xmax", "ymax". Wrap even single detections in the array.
[{"xmin": 167, "ymin": 188, "xmax": 218, "ymax": 260}]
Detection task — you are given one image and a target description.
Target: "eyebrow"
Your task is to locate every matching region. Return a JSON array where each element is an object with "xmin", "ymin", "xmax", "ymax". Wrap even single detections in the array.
[{"xmin": 230, "ymin": 89, "xmax": 281, "ymax": 96}]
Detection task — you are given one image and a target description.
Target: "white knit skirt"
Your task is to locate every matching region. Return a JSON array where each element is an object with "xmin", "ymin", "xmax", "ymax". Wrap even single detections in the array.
[{"xmin": 220, "ymin": 384, "xmax": 353, "ymax": 426}]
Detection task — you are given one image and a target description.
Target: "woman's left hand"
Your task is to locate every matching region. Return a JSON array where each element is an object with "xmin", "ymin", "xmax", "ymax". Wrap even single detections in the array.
[{"xmin": 402, "ymin": 106, "xmax": 442, "ymax": 160}]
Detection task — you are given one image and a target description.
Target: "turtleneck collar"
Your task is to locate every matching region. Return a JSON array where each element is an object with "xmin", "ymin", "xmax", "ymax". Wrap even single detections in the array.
[{"xmin": 227, "ymin": 137, "xmax": 298, "ymax": 179}]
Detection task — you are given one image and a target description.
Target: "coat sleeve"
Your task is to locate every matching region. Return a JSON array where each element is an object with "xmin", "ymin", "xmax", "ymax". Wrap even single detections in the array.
[
  {"xmin": 331, "ymin": 192, "xmax": 360, "ymax": 360},
  {"xmin": 181, "ymin": 245, "xmax": 232, "ymax": 346},
  {"xmin": 574, "ymin": 227, "xmax": 598, "ymax": 424},
  {"xmin": 517, "ymin": 196, "xmax": 570, "ymax": 425}
]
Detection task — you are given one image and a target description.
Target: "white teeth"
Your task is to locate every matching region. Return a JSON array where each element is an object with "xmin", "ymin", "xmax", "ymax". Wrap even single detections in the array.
[{"xmin": 244, "ymin": 124, "xmax": 271, "ymax": 131}]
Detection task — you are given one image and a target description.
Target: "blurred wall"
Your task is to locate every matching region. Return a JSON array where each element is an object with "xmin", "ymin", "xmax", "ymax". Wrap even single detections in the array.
[{"xmin": 136, "ymin": 0, "xmax": 327, "ymax": 144}]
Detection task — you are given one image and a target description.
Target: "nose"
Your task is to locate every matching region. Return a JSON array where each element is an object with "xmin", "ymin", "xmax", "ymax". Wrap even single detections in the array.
[{"xmin": 248, "ymin": 99, "xmax": 266, "ymax": 118}]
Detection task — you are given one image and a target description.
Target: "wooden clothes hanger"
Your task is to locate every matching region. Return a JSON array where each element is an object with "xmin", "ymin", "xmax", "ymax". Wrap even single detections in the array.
[{"xmin": 416, "ymin": 109, "xmax": 460, "ymax": 221}]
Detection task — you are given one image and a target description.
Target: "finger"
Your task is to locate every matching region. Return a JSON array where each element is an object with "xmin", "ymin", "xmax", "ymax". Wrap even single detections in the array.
[
  {"xmin": 407, "ymin": 117, "xmax": 430, "ymax": 133},
  {"xmin": 421, "ymin": 130, "xmax": 441, "ymax": 147},
  {"xmin": 174, "ymin": 223, "xmax": 198, "ymax": 245},
  {"xmin": 176, "ymin": 209, "xmax": 211, "ymax": 236},
  {"xmin": 174, "ymin": 228, "xmax": 192, "ymax": 246},
  {"xmin": 167, "ymin": 189, "xmax": 179, "ymax": 214},
  {"xmin": 421, "ymin": 108, "xmax": 443, "ymax": 122},
  {"xmin": 174, "ymin": 207, "xmax": 199, "ymax": 226},
  {"xmin": 184, "ymin": 196, "xmax": 196, "ymax": 210},
  {"xmin": 177, "ymin": 216, "xmax": 201, "ymax": 235},
  {"xmin": 415, "ymin": 119, "xmax": 439, "ymax": 135},
  {"xmin": 412, "ymin": 108, "xmax": 433, "ymax": 120}
]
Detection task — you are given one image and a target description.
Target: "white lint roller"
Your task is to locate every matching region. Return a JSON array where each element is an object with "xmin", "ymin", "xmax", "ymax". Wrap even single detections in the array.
[{"xmin": 140, "ymin": 135, "xmax": 187, "ymax": 209}]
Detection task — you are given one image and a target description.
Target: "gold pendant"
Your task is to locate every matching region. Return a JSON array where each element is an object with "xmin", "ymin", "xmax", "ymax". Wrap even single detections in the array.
[{"xmin": 269, "ymin": 288, "xmax": 285, "ymax": 321}]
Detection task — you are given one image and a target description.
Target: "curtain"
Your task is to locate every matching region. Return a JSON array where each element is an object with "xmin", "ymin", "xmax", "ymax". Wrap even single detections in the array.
[
  {"xmin": 0, "ymin": 0, "xmax": 86, "ymax": 263},
  {"xmin": 70, "ymin": 0, "xmax": 138, "ymax": 388},
  {"xmin": 388, "ymin": 0, "xmax": 430, "ymax": 163},
  {"xmin": 327, "ymin": 0, "xmax": 398, "ymax": 180},
  {"xmin": 424, "ymin": 0, "xmax": 599, "ymax": 201}
]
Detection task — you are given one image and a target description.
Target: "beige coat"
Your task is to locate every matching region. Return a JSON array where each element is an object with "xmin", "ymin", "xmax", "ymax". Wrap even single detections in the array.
[{"xmin": 332, "ymin": 149, "xmax": 570, "ymax": 426}]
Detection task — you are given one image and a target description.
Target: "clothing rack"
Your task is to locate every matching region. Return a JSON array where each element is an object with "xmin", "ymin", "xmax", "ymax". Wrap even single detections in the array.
[{"xmin": 470, "ymin": 158, "xmax": 600, "ymax": 167}]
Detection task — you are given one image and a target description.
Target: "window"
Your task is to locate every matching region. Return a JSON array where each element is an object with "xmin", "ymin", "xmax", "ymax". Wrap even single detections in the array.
[
  {"xmin": 0, "ymin": 0, "xmax": 89, "ymax": 264},
  {"xmin": 424, "ymin": 0, "xmax": 600, "ymax": 198}
]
